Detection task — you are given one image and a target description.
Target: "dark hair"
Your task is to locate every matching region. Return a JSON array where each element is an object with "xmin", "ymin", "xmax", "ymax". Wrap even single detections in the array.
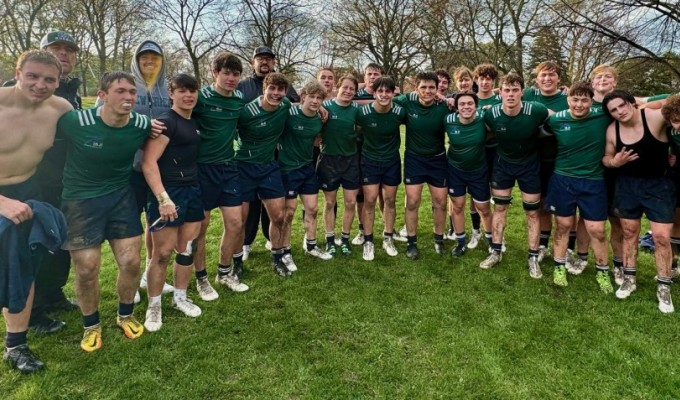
[
  {"xmin": 212, "ymin": 51, "xmax": 243, "ymax": 74},
  {"xmin": 371, "ymin": 76, "xmax": 396, "ymax": 92},
  {"xmin": 415, "ymin": 71, "xmax": 440, "ymax": 87},
  {"xmin": 602, "ymin": 89, "xmax": 637, "ymax": 118},
  {"xmin": 473, "ymin": 63, "xmax": 498, "ymax": 81},
  {"xmin": 454, "ymin": 91, "xmax": 479, "ymax": 110},
  {"xmin": 568, "ymin": 81, "xmax": 593, "ymax": 98},
  {"xmin": 99, "ymin": 71, "xmax": 135, "ymax": 92},
  {"xmin": 169, "ymin": 73, "xmax": 199, "ymax": 92},
  {"xmin": 434, "ymin": 69, "xmax": 451, "ymax": 85},
  {"xmin": 263, "ymin": 72, "xmax": 289, "ymax": 92},
  {"xmin": 364, "ymin": 63, "xmax": 385, "ymax": 75},
  {"xmin": 499, "ymin": 72, "xmax": 524, "ymax": 90}
]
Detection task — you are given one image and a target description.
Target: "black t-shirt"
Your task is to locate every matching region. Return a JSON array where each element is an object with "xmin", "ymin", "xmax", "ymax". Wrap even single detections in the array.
[{"xmin": 157, "ymin": 109, "xmax": 201, "ymax": 186}]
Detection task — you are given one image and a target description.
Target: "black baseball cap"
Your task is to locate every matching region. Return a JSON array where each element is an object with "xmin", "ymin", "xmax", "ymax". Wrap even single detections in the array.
[
  {"xmin": 40, "ymin": 31, "xmax": 79, "ymax": 52},
  {"xmin": 253, "ymin": 46, "xmax": 275, "ymax": 58}
]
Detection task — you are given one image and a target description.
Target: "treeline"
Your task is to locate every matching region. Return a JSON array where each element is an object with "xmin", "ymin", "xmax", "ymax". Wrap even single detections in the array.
[{"xmin": 0, "ymin": 0, "xmax": 678, "ymax": 95}]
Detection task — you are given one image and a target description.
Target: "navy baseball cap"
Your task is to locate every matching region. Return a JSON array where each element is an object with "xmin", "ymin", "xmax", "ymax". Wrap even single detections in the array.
[{"xmin": 253, "ymin": 46, "xmax": 275, "ymax": 58}]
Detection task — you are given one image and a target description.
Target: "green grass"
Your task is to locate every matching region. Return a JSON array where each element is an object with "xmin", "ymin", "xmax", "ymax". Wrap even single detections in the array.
[{"xmin": 2, "ymin": 132, "xmax": 679, "ymax": 399}]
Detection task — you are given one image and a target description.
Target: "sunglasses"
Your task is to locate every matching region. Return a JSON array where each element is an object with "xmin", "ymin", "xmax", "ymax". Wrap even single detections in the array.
[{"xmin": 148, "ymin": 206, "xmax": 180, "ymax": 232}]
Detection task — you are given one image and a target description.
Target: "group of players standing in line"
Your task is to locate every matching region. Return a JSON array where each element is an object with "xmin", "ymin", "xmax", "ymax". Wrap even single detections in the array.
[{"xmin": 2, "ymin": 30, "xmax": 680, "ymax": 375}]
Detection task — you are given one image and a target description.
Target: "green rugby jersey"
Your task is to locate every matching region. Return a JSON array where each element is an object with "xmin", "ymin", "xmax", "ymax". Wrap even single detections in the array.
[
  {"xmin": 58, "ymin": 108, "xmax": 150, "ymax": 200},
  {"xmin": 545, "ymin": 108, "xmax": 611, "ymax": 179},
  {"xmin": 235, "ymin": 97, "xmax": 291, "ymax": 163},
  {"xmin": 394, "ymin": 92, "xmax": 448, "ymax": 156},
  {"xmin": 193, "ymin": 86, "xmax": 244, "ymax": 164},
  {"xmin": 523, "ymin": 88, "xmax": 569, "ymax": 162},
  {"xmin": 484, "ymin": 101, "xmax": 549, "ymax": 163},
  {"xmin": 445, "ymin": 110, "xmax": 487, "ymax": 171},
  {"xmin": 320, "ymin": 99, "xmax": 359, "ymax": 156},
  {"xmin": 477, "ymin": 94, "xmax": 502, "ymax": 148},
  {"xmin": 668, "ymin": 127, "xmax": 680, "ymax": 153},
  {"xmin": 278, "ymin": 105, "xmax": 323, "ymax": 172},
  {"xmin": 356, "ymin": 103, "xmax": 406, "ymax": 161}
]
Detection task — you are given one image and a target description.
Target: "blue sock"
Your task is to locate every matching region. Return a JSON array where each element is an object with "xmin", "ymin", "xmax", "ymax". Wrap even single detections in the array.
[
  {"xmin": 5, "ymin": 331, "xmax": 27, "ymax": 348},
  {"xmin": 83, "ymin": 311, "xmax": 100, "ymax": 328}
]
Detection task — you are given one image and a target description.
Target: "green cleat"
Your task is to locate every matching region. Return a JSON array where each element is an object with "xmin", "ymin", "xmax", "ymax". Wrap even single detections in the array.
[
  {"xmin": 596, "ymin": 270, "xmax": 613, "ymax": 294},
  {"xmin": 326, "ymin": 242, "xmax": 337, "ymax": 256},
  {"xmin": 553, "ymin": 265, "xmax": 568, "ymax": 287},
  {"xmin": 340, "ymin": 242, "xmax": 352, "ymax": 256}
]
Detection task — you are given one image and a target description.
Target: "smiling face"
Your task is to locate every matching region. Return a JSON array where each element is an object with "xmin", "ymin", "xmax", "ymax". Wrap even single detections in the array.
[
  {"xmin": 567, "ymin": 94, "xmax": 592, "ymax": 119},
  {"xmin": 263, "ymin": 84, "xmax": 286, "ymax": 108},
  {"xmin": 138, "ymin": 52, "xmax": 162, "ymax": 80},
  {"xmin": 15, "ymin": 61, "xmax": 60, "ymax": 104},
  {"xmin": 456, "ymin": 94, "xmax": 477, "ymax": 120},
  {"xmin": 417, "ymin": 79, "xmax": 437, "ymax": 106},
  {"xmin": 99, "ymin": 78, "xmax": 137, "ymax": 117},
  {"xmin": 456, "ymin": 76, "xmax": 472, "ymax": 92},
  {"xmin": 170, "ymin": 87, "xmax": 198, "ymax": 114},
  {"xmin": 302, "ymin": 92, "xmax": 324, "ymax": 114},
  {"xmin": 476, "ymin": 75, "xmax": 494, "ymax": 96},
  {"xmin": 536, "ymin": 68, "xmax": 559, "ymax": 95},
  {"xmin": 336, "ymin": 77, "xmax": 357, "ymax": 104},
  {"xmin": 591, "ymin": 70, "xmax": 617, "ymax": 94},
  {"xmin": 437, "ymin": 75, "xmax": 450, "ymax": 96},
  {"xmin": 373, "ymin": 85, "xmax": 395, "ymax": 107}
]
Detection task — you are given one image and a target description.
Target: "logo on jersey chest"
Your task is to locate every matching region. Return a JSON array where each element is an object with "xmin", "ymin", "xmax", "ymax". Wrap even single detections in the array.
[
  {"xmin": 293, "ymin": 125, "xmax": 305, "ymax": 131},
  {"xmin": 210, "ymin": 107, "xmax": 222, "ymax": 112},
  {"xmin": 559, "ymin": 123, "xmax": 571, "ymax": 131},
  {"xmin": 409, "ymin": 113, "xmax": 419, "ymax": 119},
  {"xmin": 496, "ymin": 124, "xmax": 507, "ymax": 133},
  {"xmin": 256, "ymin": 121, "xmax": 267, "ymax": 128},
  {"xmin": 84, "ymin": 136, "xmax": 104, "ymax": 149},
  {"xmin": 450, "ymin": 128, "xmax": 461, "ymax": 135},
  {"xmin": 367, "ymin": 122, "xmax": 377, "ymax": 128}
]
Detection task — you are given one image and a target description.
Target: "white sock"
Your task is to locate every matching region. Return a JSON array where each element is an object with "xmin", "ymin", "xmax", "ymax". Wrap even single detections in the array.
[
  {"xmin": 173, "ymin": 289, "xmax": 187, "ymax": 302},
  {"xmin": 148, "ymin": 295, "xmax": 161, "ymax": 306}
]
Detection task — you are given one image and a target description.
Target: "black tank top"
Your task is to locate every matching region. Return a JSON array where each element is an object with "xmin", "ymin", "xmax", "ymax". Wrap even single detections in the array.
[{"xmin": 615, "ymin": 110, "xmax": 668, "ymax": 179}]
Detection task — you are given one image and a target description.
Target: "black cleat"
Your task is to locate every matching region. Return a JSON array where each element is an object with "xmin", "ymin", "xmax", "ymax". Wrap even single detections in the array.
[
  {"xmin": 451, "ymin": 242, "xmax": 466, "ymax": 257},
  {"xmin": 406, "ymin": 244, "xmax": 419, "ymax": 260},
  {"xmin": 233, "ymin": 261, "xmax": 245, "ymax": 279},
  {"xmin": 434, "ymin": 241, "xmax": 445, "ymax": 256},
  {"xmin": 272, "ymin": 261, "xmax": 292, "ymax": 277},
  {"xmin": 29, "ymin": 313, "xmax": 65, "ymax": 334},
  {"xmin": 4, "ymin": 344, "xmax": 45, "ymax": 374},
  {"xmin": 46, "ymin": 295, "xmax": 79, "ymax": 313}
]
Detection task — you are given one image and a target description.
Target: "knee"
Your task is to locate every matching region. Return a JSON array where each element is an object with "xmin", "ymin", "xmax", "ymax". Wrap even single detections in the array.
[
  {"xmin": 76, "ymin": 264, "xmax": 99, "ymax": 283},
  {"xmin": 653, "ymin": 232, "xmax": 671, "ymax": 247},
  {"xmin": 153, "ymin": 249, "xmax": 173, "ymax": 267},
  {"xmin": 405, "ymin": 198, "xmax": 420, "ymax": 211},
  {"xmin": 306, "ymin": 205, "xmax": 318, "ymax": 218},
  {"xmin": 621, "ymin": 225, "xmax": 639, "ymax": 240}
]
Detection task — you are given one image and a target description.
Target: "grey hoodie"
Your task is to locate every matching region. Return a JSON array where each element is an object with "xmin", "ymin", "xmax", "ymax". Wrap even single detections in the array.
[{"xmin": 130, "ymin": 40, "xmax": 171, "ymax": 118}]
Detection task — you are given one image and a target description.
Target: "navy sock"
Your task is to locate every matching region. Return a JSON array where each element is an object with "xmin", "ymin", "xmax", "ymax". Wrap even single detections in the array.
[
  {"xmin": 407, "ymin": 235, "xmax": 417, "ymax": 246},
  {"xmin": 218, "ymin": 263, "xmax": 231, "ymax": 276},
  {"xmin": 233, "ymin": 251, "xmax": 243, "ymax": 265},
  {"xmin": 358, "ymin": 223, "xmax": 364, "ymax": 232},
  {"xmin": 195, "ymin": 269, "xmax": 208, "ymax": 280},
  {"xmin": 568, "ymin": 232, "xmax": 577, "ymax": 251},
  {"xmin": 5, "ymin": 331, "xmax": 27, "ymax": 349},
  {"xmin": 306, "ymin": 238, "xmax": 317, "ymax": 251},
  {"xmin": 577, "ymin": 252, "xmax": 588, "ymax": 261},
  {"xmin": 364, "ymin": 233, "xmax": 374, "ymax": 243},
  {"xmin": 471, "ymin": 211, "xmax": 481, "ymax": 230},
  {"xmin": 434, "ymin": 233, "xmax": 444, "ymax": 244},
  {"xmin": 283, "ymin": 246, "xmax": 292, "ymax": 255},
  {"xmin": 271, "ymin": 248, "xmax": 284, "ymax": 262},
  {"xmin": 118, "ymin": 302, "xmax": 133, "ymax": 317},
  {"xmin": 83, "ymin": 311, "xmax": 100, "ymax": 328},
  {"xmin": 491, "ymin": 242, "xmax": 502, "ymax": 253},
  {"xmin": 341, "ymin": 232, "xmax": 350, "ymax": 244},
  {"xmin": 528, "ymin": 249, "xmax": 539, "ymax": 259},
  {"xmin": 326, "ymin": 233, "xmax": 335, "ymax": 245},
  {"xmin": 539, "ymin": 230, "xmax": 551, "ymax": 247}
]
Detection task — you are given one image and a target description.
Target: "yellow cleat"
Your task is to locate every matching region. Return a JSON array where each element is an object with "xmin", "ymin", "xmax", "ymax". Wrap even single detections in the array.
[
  {"xmin": 116, "ymin": 315, "xmax": 144, "ymax": 339},
  {"xmin": 81, "ymin": 325, "xmax": 103, "ymax": 352}
]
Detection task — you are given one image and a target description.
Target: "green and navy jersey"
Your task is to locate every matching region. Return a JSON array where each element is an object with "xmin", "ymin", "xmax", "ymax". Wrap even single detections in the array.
[
  {"xmin": 192, "ymin": 86, "xmax": 244, "ymax": 164},
  {"xmin": 356, "ymin": 103, "xmax": 406, "ymax": 161},
  {"xmin": 394, "ymin": 93, "xmax": 448, "ymax": 156},
  {"xmin": 278, "ymin": 106, "xmax": 322, "ymax": 172},
  {"xmin": 235, "ymin": 97, "xmax": 291, "ymax": 163},
  {"xmin": 445, "ymin": 110, "xmax": 487, "ymax": 171},
  {"xmin": 353, "ymin": 88, "xmax": 374, "ymax": 100},
  {"xmin": 668, "ymin": 127, "xmax": 680, "ymax": 154},
  {"xmin": 477, "ymin": 94, "xmax": 502, "ymax": 110},
  {"xmin": 545, "ymin": 108, "xmax": 611, "ymax": 179},
  {"xmin": 522, "ymin": 88, "xmax": 569, "ymax": 162},
  {"xmin": 320, "ymin": 99, "xmax": 359, "ymax": 157},
  {"xmin": 58, "ymin": 107, "xmax": 150, "ymax": 200},
  {"xmin": 484, "ymin": 101, "xmax": 549, "ymax": 164}
]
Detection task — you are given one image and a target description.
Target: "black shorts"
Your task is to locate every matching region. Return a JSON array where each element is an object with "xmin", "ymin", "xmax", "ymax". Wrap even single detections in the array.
[
  {"xmin": 316, "ymin": 153, "xmax": 361, "ymax": 191},
  {"xmin": 361, "ymin": 155, "xmax": 401, "ymax": 186},
  {"xmin": 0, "ymin": 174, "xmax": 41, "ymax": 201},
  {"xmin": 612, "ymin": 175, "xmax": 675, "ymax": 223},
  {"xmin": 447, "ymin": 164, "xmax": 490, "ymax": 202},
  {"xmin": 491, "ymin": 156, "xmax": 541, "ymax": 194},
  {"xmin": 61, "ymin": 186, "xmax": 143, "ymax": 250},
  {"xmin": 130, "ymin": 170, "xmax": 149, "ymax": 214},
  {"xmin": 238, "ymin": 161, "xmax": 285, "ymax": 202},
  {"xmin": 544, "ymin": 174, "xmax": 607, "ymax": 221},
  {"xmin": 539, "ymin": 160, "xmax": 555, "ymax": 198},
  {"xmin": 485, "ymin": 146, "xmax": 497, "ymax": 178},
  {"xmin": 146, "ymin": 184, "xmax": 205, "ymax": 228},
  {"xmin": 403, "ymin": 152, "xmax": 447, "ymax": 187},
  {"xmin": 282, "ymin": 163, "xmax": 319, "ymax": 199},
  {"xmin": 198, "ymin": 163, "xmax": 242, "ymax": 210}
]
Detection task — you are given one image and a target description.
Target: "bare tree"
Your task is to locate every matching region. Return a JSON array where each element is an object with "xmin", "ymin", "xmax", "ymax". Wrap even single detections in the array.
[
  {"xmin": 0, "ymin": 0, "xmax": 52, "ymax": 57},
  {"xmin": 146, "ymin": 0, "xmax": 234, "ymax": 85}
]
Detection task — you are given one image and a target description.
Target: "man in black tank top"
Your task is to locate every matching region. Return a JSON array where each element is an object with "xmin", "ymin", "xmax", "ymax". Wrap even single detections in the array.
[{"xmin": 602, "ymin": 90, "xmax": 675, "ymax": 313}]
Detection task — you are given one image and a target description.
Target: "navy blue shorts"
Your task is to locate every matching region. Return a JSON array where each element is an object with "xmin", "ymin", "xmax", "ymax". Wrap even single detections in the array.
[
  {"xmin": 447, "ymin": 163, "xmax": 490, "ymax": 202},
  {"xmin": 316, "ymin": 154, "xmax": 361, "ymax": 191},
  {"xmin": 282, "ymin": 163, "xmax": 319, "ymax": 199},
  {"xmin": 540, "ymin": 160, "xmax": 555, "ymax": 198},
  {"xmin": 485, "ymin": 146, "xmax": 496, "ymax": 178},
  {"xmin": 146, "ymin": 184, "xmax": 205, "ymax": 228},
  {"xmin": 404, "ymin": 152, "xmax": 447, "ymax": 187},
  {"xmin": 198, "ymin": 163, "xmax": 242, "ymax": 209},
  {"xmin": 361, "ymin": 155, "xmax": 401, "ymax": 186},
  {"xmin": 491, "ymin": 156, "xmax": 541, "ymax": 194},
  {"xmin": 130, "ymin": 170, "xmax": 149, "ymax": 214},
  {"xmin": 239, "ymin": 161, "xmax": 285, "ymax": 202},
  {"xmin": 544, "ymin": 174, "xmax": 607, "ymax": 221},
  {"xmin": 61, "ymin": 186, "xmax": 143, "ymax": 250},
  {"xmin": 612, "ymin": 175, "xmax": 675, "ymax": 223}
]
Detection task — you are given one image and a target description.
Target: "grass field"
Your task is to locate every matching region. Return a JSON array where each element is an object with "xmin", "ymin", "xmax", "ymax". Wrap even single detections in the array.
[{"xmin": 2, "ymin": 111, "xmax": 678, "ymax": 399}]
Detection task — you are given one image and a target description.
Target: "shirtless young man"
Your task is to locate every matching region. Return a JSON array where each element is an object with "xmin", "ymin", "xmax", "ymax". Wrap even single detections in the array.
[{"xmin": 0, "ymin": 50, "xmax": 72, "ymax": 373}]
